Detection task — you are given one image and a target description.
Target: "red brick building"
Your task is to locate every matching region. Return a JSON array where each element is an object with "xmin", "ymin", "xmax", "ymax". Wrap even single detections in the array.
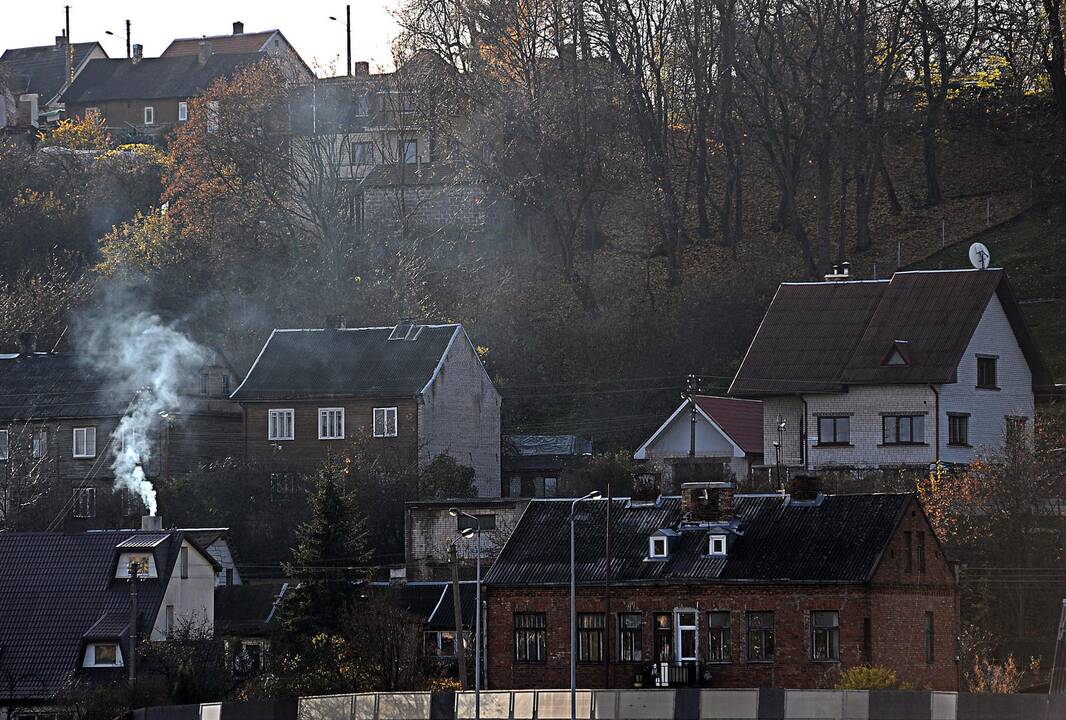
[{"xmin": 483, "ymin": 481, "xmax": 959, "ymax": 691}]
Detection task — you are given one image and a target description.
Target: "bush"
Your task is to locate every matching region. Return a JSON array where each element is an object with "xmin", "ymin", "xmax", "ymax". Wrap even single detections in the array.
[{"xmin": 836, "ymin": 665, "xmax": 914, "ymax": 690}]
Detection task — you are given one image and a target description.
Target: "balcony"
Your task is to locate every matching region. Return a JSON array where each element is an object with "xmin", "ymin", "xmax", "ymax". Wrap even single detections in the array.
[{"xmin": 647, "ymin": 660, "xmax": 707, "ymax": 688}]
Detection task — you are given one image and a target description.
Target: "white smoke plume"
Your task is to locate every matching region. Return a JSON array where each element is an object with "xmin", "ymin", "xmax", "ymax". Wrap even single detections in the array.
[{"xmin": 79, "ymin": 309, "xmax": 208, "ymax": 516}]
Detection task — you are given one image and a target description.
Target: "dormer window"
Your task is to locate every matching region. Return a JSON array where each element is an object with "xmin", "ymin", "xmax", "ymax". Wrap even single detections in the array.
[
  {"xmin": 115, "ymin": 551, "xmax": 158, "ymax": 579},
  {"xmin": 83, "ymin": 642, "xmax": 123, "ymax": 668},
  {"xmin": 882, "ymin": 340, "xmax": 910, "ymax": 367},
  {"xmin": 649, "ymin": 536, "xmax": 668, "ymax": 559},
  {"xmin": 708, "ymin": 534, "xmax": 728, "ymax": 556}
]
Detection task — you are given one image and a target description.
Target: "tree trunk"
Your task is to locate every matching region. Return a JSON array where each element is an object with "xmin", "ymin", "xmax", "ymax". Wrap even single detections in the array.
[
  {"xmin": 1043, "ymin": 0, "xmax": 1066, "ymax": 126},
  {"xmin": 922, "ymin": 120, "xmax": 941, "ymax": 206},
  {"xmin": 877, "ymin": 151, "xmax": 902, "ymax": 214}
]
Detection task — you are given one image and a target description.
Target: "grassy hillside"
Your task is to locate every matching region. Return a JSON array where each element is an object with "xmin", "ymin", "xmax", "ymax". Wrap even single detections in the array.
[{"xmin": 910, "ymin": 201, "xmax": 1066, "ymax": 387}]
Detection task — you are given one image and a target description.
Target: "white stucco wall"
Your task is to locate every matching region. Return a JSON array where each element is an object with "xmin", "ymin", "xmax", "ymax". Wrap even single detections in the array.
[
  {"xmin": 149, "ymin": 540, "xmax": 216, "ymax": 640},
  {"xmin": 418, "ymin": 328, "xmax": 502, "ymax": 496},
  {"xmin": 759, "ymin": 292, "xmax": 1035, "ymax": 470},
  {"xmin": 641, "ymin": 406, "xmax": 744, "ymax": 460}
]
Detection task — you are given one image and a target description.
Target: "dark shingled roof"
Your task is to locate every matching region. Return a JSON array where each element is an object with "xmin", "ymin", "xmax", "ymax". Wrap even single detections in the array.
[
  {"xmin": 231, "ymin": 325, "xmax": 464, "ymax": 401},
  {"xmin": 0, "ymin": 531, "xmax": 187, "ymax": 701},
  {"xmin": 729, "ymin": 269, "xmax": 1053, "ymax": 396},
  {"xmin": 0, "ymin": 353, "xmax": 133, "ymax": 420},
  {"xmin": 370, "ymin": 581, "xmax": 477, "ymax": 630},
  {"xmin": 62, "ymin": 53, "xmax": 265, "ymax": 103},
  {"xmin": 214, "ymin": 582, "xmax": 287, "ymax": 636},
  {"xmin": 484, "ymin": 493, "xmax": 912, "ymax": 587},
  {"xmin": 0, "ymin": 42, "xmax": 104, "ymax": 103}
]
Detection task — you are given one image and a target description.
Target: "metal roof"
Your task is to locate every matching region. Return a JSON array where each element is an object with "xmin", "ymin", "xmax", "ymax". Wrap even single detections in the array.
[{"xmin": 484, "ymin": 493, "xmax": 912, "ymax": 588}]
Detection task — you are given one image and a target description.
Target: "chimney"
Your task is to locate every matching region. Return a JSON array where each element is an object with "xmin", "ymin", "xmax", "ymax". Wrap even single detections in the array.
[
  {"xmin": 55, "ymin": 34, "xmax": 68, "ymax": 48},
  {"xmin": 389, "ymin": 567, "xmax": 407, "ymax": 586},
  {"xmin": 841, "ymin": 261, "xmax": 850, "ymax": 277},
  {"xmin": 18, "ymin": 332, "xmax": 36, "ymax": 357},
  {"xmin": 353, "ymin": 61, "xmax": 370, "ymax": 76},
  {"xmin": 631, "ymin": 472, "xmax": 663, "ymax": 505},
  {"xmin": 141, "ymin": 515, "xmax": 163, "ymax": 531},
  {"xmin": 681, "ymin": 482, "xmax": 735, "ymax": 523},
  {"xmin": 788, "ymin": 475, "xmax": 822, "ymax": 501},
  {"xmin": 198, "ymin": 37, "xmax": 213, "ymax": 64},
  {"xmin": 326, "ymin": 315, "xmax": 346, "ymax": 330},
  {"xmin": 131, "ymin": 44, "xmax": 143, "ymax": 63},
  {"xmin": 824, "ymin": 262, "xmax": 851, "ymax": 282},
  {"xmin": 232, "ymin": 21, "xmax": 245, "ymax": 35}
]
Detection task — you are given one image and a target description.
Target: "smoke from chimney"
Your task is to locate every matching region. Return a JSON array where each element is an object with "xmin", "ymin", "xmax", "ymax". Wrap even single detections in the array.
[{"xmin": 77, "ymin": 299, "xmax": 208, "ymax": 517}]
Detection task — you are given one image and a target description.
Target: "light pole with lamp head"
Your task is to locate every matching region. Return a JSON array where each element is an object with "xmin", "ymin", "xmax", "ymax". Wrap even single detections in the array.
[
  {"xmin": 571, "ymin": 490, "xmax": 602, "ymax": 720},
  {"xmin": 328, "ymin": 6, "xmax": 352, "ymax": 76},
  {"xmin": 449, "ymin": 508, "xmax": 482, "ymax": 720}
]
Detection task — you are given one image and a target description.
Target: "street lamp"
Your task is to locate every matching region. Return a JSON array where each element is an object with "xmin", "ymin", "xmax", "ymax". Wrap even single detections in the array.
[
  {"xmin": 328, "ymin": 5, "xmax": 352, "ymax": 76},
  {"xmin": 570, "ymin": 490, "xmax": 602, "ymax": 720},
  {"xmin": 450, "ymin": 508, "xmax": 482, "ymax": 720}
]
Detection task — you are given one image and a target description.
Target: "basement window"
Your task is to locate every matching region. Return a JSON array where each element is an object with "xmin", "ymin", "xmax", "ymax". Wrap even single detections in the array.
[
  {"xmin": 83, "ymin": 642, "xmax": 123, "ymax": 668},
  {"xmin": 268, "ymin": 409, "xmax": 294, "ymax": 441}
]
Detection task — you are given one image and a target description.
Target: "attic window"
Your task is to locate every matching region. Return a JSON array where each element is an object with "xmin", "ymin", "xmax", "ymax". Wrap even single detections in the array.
[
  {"xmin": 882, "ymin": 340, "xmax": 910, "ymax": 366},
  {"xmin": 83, "ymin": 643, "xmax": 123, "ymax": 668},
  {"xmin": 649, "ymin": 536, "xmax": 668, "ymax": 560},
  {"xmin": 388, "ymin": 323, "xmax": 423, "ymax": 341},
  {"xmin": 115, "ymin": 551, "xmax": 158, "ymax": 579},
  {"xmin": 708, "ymin": 534, "xmax": 727, "ymax": 556}
]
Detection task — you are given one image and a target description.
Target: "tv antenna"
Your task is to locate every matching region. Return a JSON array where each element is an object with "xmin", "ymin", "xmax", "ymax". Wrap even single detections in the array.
[{"xmin": 968, "ymin": 242, "xmax": 990, "ymax": 270}]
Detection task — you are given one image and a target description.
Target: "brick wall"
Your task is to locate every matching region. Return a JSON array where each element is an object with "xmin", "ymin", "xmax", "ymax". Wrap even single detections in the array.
[{"xmin": 485, "ymin": 501, "xmax": 959, "ymax": 692}]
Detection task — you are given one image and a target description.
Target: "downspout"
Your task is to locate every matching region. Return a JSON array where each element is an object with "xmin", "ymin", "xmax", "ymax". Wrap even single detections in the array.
[
  {"xmin": 930, "ymin": 385, "xmax": 940, "ymax": 465},
  {"xmin": 800, "ymin": 396, "xmax": 809, "ymax": 470}
]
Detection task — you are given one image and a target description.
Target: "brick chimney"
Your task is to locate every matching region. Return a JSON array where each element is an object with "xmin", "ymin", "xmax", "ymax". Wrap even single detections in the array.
[
  {"xmin": 354, "ymin": 61, "xmax": 370, "ymax": 76},
  {"xmin": 131, "ymin": 44, "xmax": 143, "ymax": 64},
  {"xmin": 55, "ymin": 34, "xmax": 68, "ymax": 47},
  {"xmin": 141, "ymin": 515, "xmax": 163, "ymax": 531},
  {"xmin": 789, "ymin": 475, "xmax": 823, "ymax": 501},
  {"xmin": 232, "ymin": 21, "xmax": 245, "ymax": 35},
  {"xmin": 681, "ymin": 482, "xmax": 735, "ymax": 522},
  {"xmin": 631, "ymin": 472, "xmax": 663, "ymax": 504}
]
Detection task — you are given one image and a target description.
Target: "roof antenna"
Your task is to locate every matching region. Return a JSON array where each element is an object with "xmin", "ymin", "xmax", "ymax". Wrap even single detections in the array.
[{"xmin": 50, "ymin": 325, "xmax": 68, "ymax": 353}]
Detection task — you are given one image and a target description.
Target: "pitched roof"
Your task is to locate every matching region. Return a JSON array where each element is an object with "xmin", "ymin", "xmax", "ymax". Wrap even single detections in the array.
[
  {"xmin": 0, "ymin": 352, "xmax": 133, "ymax": 420},
  {"xmin": 230, "ymin": 324, "xmax": 467, "ymax": 401},
  {"xmin": 729, "ymin": 269, "xmax": 1053, "ymax": 396},
  {"xmin": 161, "ymin": 31, "xmax": 279, "ymax": 58},
  {"xmin": 694, "ymin": 396, "xmax": 763, "ymax": 454},
  {"xmin": 62, "ymin": 53, "xmax": 265, "ymax": 103},
  {"xmin": 0, "ymin": 42, "xmax": 104, "ymax": 103},
  {"xmin": 484, "ymin": 493, "xmax": 912, "ymax": 588},
  {"xmin": 214, "ymin": 582, "xmax": 287, "ymax": 636},
  {"xmin": 0, "ymin": 530, "xmax": 187, "ymax": 701},
  {"xmin": 370, "ymin": 581, "xmax": 477, "ymax": 630}
]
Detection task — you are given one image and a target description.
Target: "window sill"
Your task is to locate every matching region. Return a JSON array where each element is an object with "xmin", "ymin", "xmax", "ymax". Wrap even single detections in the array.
[
  {"xmin": 706, "ymin": 660, "xmax": 733, "ymax": 665},
  {"xmin": 878, "ymin": 443, "xmax": 928, "ymax": 448},
  {"xmin": 815, "ymin": 443, "xmax": 852, "ymax": 448},
  {"xmin": 268, "ymin": 438, "xmax": 294, "ymax": 442},
  {"xmin": 73, "ymin": 455, "xmax": 97, "ymax": 460},
  {"xmin": 318, "ymin": 437, "xmax": 345, "ymax": 441},
  {"xmin": 975, "ymin": 385, "xmax": 1000, "ymax": 391},
  {"xmin": 745, "ymin": 659, "xmax": 776, "ymax": 664},
  {"xmin": 947, "ymin": 443, "xmax": 972, "ymax": 448},
  {"xmin": 809, "ymin": 659, "xmax": 842, "ymax": 663}
]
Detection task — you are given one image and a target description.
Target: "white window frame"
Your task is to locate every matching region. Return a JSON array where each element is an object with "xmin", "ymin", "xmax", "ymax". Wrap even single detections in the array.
[
  {"xmin": 268, "ymin": 409, "xmax": 295, "ymax": 441},
  {"xmin": 72, "ymin": 487, "xmax": 96, "ymax": 518},
  {"xmin": 32, "ymin": 428, "xmax": 47, "ymax": 459},
  {"xmin": 144, "ymin": 106, "xmax": 154, "ymax": 125},
  {"xmin": 0, "ymin": 429, "xmax": 8, "ymax": 461},
  {"xmin": 708, "ymin": 534, "xmax": 727, "ymax": 556},
  {"xmin": 73, "ymin": 427, "xmax": 97, "ymax": 458},
  {"xmin": 674, "ymin": 608, "xmax": 699, "ymax": 662},
  {"xmin": 318, "ymin": 407, "xmax": 345, "ymax": 440},
  {"xmin": 373, "ymin": 407, "xmax": 397, "ymax": 437},
  {"xmin": 178, "ymin": 101, "xmax": 188, "ymax": 122},
  {"xmin": 649, "ymin": 536, "xmax": 668, "ymax": 559},
  {"xmin": 83, "ymin": 642, "xmax": 124, "ymax": 668}
]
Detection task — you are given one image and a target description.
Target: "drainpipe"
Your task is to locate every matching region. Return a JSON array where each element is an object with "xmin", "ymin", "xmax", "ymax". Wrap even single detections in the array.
[
  {"xmin": 800, "ymin": 396, "xmax": 809, "ymax": 470},
  {"xmin": 930, "ymin": 385, "xmax": 940, "ymax": 465}
]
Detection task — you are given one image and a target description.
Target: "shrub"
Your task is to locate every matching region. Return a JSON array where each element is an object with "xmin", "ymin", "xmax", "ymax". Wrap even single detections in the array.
[{"xmin": 836, "ymin": 665, "xmax": 914, "ymax": 690}]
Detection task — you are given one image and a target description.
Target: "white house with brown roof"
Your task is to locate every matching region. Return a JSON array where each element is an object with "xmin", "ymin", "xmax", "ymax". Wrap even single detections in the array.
[
  {"xmin": 634, "ymin": 395, "xmax": 764, "ymax": 481},
  {"xmin": 729, "ymin": 268, "xmax": 1053, "ymax": 472}
]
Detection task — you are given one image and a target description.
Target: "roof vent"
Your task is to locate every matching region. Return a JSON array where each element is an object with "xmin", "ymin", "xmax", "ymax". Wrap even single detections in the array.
[
  {"xmin": 824, "ymin": 262, "xmax": 851, "ymax": 282},
  {"xmin": 882, "ymin": 340, "xmax": 911, "ymax": 366}
]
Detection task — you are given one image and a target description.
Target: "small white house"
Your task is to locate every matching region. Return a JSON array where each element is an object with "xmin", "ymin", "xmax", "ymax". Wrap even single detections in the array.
[
  {"xmin": 728, "ymin": 268, "xmax": 1053, "ymax": 471},
  {"xmin": 634, "ymin": 395, "xmax": 764, "ymax": 481}
]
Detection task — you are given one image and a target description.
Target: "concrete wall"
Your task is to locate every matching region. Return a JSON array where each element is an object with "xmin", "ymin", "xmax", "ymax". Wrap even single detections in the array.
[
  {"xmin": 418, "ymin": 329, "xmax": 501, "ymax": 496},
  {"xmin": 404, "ymin": 499, "xmax": 529, "ymax": 578}
]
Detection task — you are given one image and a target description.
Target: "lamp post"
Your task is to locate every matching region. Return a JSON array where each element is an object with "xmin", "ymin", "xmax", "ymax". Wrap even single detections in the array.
[
  {"xmin": 571, "ymin": 490, "xmax": 603, "ymax": 720},
  {"xmin": 450, "ymin": 508, "xmax": 482, "ymax": 720},
  {"xmin": 328, "ymin": 5, "xmax": 352, "ymax": 76}
]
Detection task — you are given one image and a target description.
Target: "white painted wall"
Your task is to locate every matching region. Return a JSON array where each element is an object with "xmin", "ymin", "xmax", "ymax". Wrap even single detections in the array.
[
  {"xmin": 641, "ymin": 406, "xmax": 743, "ymax": 460},
  {"xmin": 205, "ymin": 539, "xmax": 242, "ymax": 587},
  {"xmin": 149, "ymin": 540, "xmax": 216, "ymax": 640},
  {"xmin": 418, "ymin": 328, "xmax": 502, "ymax": 496},
  {"xmin": 758, "ymin": 293, "xmax": 1035, "ymax": 470}
]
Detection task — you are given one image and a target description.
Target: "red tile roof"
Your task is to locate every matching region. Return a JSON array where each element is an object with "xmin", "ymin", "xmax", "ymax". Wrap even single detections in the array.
[
  {"xmin": 161, "ymin": 31, "xmax": 277, "ymax": 58},
  {"xmin": 694, "ymin": 395, "xmax": 763, "ymax": 455}
]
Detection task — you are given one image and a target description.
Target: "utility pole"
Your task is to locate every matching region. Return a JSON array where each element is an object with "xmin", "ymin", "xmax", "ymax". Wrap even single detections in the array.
[
  {"xmin": 128, "ymin": 561, "xmax": 139, "ymax": 682},
  {"xmin": 449, "ymin": 543, "xmax": 468, "ymax": 690},
  {"xmin": 346, "ymin": 5, "xmax": 352, "ymax": 76},
  {"xmin": 687, "ymin": 374, "xmax": 698, "ymax": 459},
  {"xmin": 126, "ymin": 19, "xmax": 131, "ymax": 59}
]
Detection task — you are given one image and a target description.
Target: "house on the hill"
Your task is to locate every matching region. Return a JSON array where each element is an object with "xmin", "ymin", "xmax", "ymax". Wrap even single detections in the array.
[
  {"xmin": 0, "ymin": 519, "xmax": 219, "ymax": 716},
  {"xmin": 231, "ymin": 320, "xmax": 501, "ymax": 495},
  {"xmin": 634, "ymin": 396, "xmax": 763, "ymax": 484},
  {"xmin": 0, "ymin": 36, "xmax": 107, "ymax": 125},
  {"xmin": 501, "ymin": 435, "xmax": 593, "ymax": 498},
  {"xmin": 0, "ymin": 335, "xmax": 243, "ymax": 530},
  {"xmin": 484, "ymin": 480, "xmax": 960, "ymax": 691},
  {"xmin": 729, "ymin": 267, "xmax": 1054, "ymax": 474}
]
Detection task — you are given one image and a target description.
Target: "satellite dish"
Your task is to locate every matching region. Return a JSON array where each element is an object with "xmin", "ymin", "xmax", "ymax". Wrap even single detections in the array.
[{"xmin": 968, "ymin": 242, "xmax": 990, "ymax": 270}]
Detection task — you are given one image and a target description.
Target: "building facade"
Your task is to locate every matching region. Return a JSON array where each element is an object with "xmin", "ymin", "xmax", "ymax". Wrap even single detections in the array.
[
  {"xmin": 484, "ymin": 482, "xmax": 960, "ymax": 691},
  {"xmin": 231, "ymin": 322, "xmax": 502, "ymax": 494},
  {"xmin": 404, "ymin": 497, "xmax": 530, "ymax": 580},
  {"xmin": 729, "ymin": 268, "xmax": 1053, "ymax": 474}
]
